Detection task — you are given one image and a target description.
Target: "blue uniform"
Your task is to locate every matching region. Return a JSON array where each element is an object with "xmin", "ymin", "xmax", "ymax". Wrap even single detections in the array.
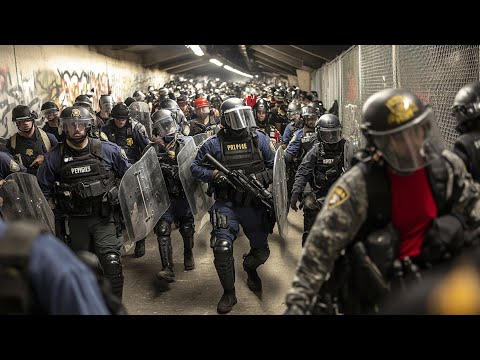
[
  {"xmin": 38, "ymin": 139, "xmax": 130, "ymax": 200},
  {"xmin": 0, "ymin": 151, "xmax": 26, "ymax": 180},
  {"xmin": 285, "ymin": 128, "xmax": 305, "ymax": 157},
  {"xmin": 282, "ymin": 122, "xmax": 298, "ymax": 146},
  {"xmin": 0, "ymin": 220, "xmax": 110, "ymax": 315},
  {"xmin": 191, "ymin": 129, "xmax": 274, "ymax": 247}
]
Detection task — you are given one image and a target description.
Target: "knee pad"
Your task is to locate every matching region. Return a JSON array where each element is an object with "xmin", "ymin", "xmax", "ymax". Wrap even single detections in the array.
[
  {"xmin": 243, "ymin": 245, "xmax": 270, "ymax": 270},
  {"xmin": 155, "ymin": 221, "xmax": 171, "ymax": 237},
  {"xmin": 101, "ymin": 253, "xmax": 123, "ymax": 277},
  {"xmin": 213, "ymin": 239, "xmax": 233, "ymax": 262},
  {"xmin": 76, "ymin": 250, "xmax": 103, "ymax": 276},
  {"xmin": 179, "ymin": 222, "xmax": 195, "ymax": 238}
]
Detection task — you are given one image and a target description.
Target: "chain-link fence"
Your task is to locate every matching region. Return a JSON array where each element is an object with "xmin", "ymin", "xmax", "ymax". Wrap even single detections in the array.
[{"xmin": 311, "ymin": 45, "xmax": 480, "ymax": 149}]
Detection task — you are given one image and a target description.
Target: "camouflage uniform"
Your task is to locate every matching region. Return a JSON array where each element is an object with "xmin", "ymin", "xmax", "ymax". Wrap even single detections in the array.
[{"xmin": 285, "ymin": 149, "xmax": 480, "ymax": 314}]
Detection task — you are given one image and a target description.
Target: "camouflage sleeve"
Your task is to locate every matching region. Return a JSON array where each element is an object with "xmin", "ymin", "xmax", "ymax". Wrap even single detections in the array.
[
  {"xmin": 285, "ymin": 164, "xmax": 369, "ymax": 314},
  {"xmin": 443, "ymin": 150, "xmax": 480, "ymax": 225}
]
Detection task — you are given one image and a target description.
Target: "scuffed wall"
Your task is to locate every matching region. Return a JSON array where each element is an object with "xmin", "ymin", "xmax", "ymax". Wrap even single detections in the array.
[{"xmin": 0, "ymin": 45, "xmax": 169, "ymax": 138}]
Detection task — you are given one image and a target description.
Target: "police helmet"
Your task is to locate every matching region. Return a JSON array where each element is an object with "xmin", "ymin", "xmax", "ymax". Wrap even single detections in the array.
[
  {"xmin": 58, "ymin": 106, "xmax": 93, "ymax": 136},
  {"xmin": 220, "ymin": 97, "xmax": 256, "ymax": 130},
  {"xmin": 301, "ymin": 104, "xmax": 319, "ymax": 128},
  {"xmin": 74, "ymin": 94, "xmax": 93, "ymax": 108},
  {"xmin": 133, "ymin": 90, "xmax": 146, "ymax": 102},
  {"xmin": 124, "ymin": 97, "xmax": 136, "ymax": 107},
  {"xmin": 361, "ymin": 88, "xmax": 445, "ymax": 172},
  {"xmin": 315, "ymin": 114, "xmax": 342, "ymax": 143},
  {"xmin": 41, "ymin": 101, "xmax": 59, "ymax": 112},
  {"xmin": 452, "ymin": 81, "xmax": 480, "ymax": 133},
  {"xmin": 12, "ymin": 105, "xmax": 36, "ymax": 122},
  {"xmin": 151, "ymin": 109, "xmax": 176, "ymax": 137},
  {"xmin": 99, "ymin": 95, "xmax": 114, "ymax": 113},
  {"xmin": 111, "ymin": 103, "xmax": 130, "ymax": 119}
]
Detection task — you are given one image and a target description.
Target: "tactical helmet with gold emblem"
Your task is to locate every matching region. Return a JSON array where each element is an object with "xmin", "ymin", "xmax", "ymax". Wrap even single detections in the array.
[
  {"xmin": 361, "ymin": 88, "xmax": 445, "ymax": 173},
  {"xmin": 59, "ymin": 106, "xmax": 93, "ymax": 142}
]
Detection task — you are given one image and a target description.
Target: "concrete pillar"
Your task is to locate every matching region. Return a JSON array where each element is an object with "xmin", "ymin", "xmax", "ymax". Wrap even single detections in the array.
[
  {"xmin": 296, "ymin": 69, "xmax": 311, "ymax": 92},
  {"xmin": 287, "ymin": 75, "xmax": 298, "ymax": 87}
]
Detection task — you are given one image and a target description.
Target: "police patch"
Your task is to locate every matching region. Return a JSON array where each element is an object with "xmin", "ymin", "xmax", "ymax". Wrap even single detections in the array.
[
  {"xmin": 25, "ymin": 148, "xmax": 34, "ymax": 156},
  {"xmin": 385, "ymin": 95, "xmax": 419, "ymax": 125},
  {"xmin": 269, "ymin": 140, "xmax": 276, "ymax": 153},
  {"xmin": 120, "ymin": 149, "xmax": 128, "ymax": 161},
  {"xmin": 71, "ymin": 108, "xmax": 81, "ymax": 118},
  {"xmin": 327, "ymin": 185, "xmax": 349, "ymax": 209},
  {"xmin": 126, "ymin": 137, "xmax": 133, "ymax": 146},
  {"xmin": 9, "ymin": 159, "xmax": 20, "ymax": 172}
]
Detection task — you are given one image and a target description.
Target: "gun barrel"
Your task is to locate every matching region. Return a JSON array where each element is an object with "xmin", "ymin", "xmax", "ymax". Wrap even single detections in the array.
[{"xmin": 204, "ymin": 154, "xmax": 230, "ymax": 175}]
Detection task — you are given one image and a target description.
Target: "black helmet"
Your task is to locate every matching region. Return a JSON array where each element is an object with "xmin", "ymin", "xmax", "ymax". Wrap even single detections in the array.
[
  {"xmin": 301, "ymin": 104, "xmax": 319, "ymax": 128},
  {"xmin": 99, "ymin": 95, "xmax": 114, "ymax": 112},
  {"xmin": 111, "ymin": 103, "xmax": 130, "ymax": 119},
  {"xmin": 160, "ymin": 99, "xmax": 180, "ymax": 112},
  {"xmin": 287, "ymin": 101, "xmax": 301, "ymax": 117},
  {"xmin": 74, "ymin": 94, "xmax": 93, "ymax": 108},
  {"xmin": 12, "ymin": 105, "xmax": 36, "ymax": 122},
  {"xmin": 124, "ymin": 97, "xmax": 135, "ymax": 107},
  {"xmin": 59, "ymin": 106, "xmax": 93, "ymax": 140},
  {"xmin": 253, "ymin": 99, "xmax": 268, "ymax": 126},
  {"xmin": 133, "ymin": 90, "xmax": 146, "ymax": 102},
  {"xmin": 361, "ymin": 88, "xmax": 444, "ymax": 172},
  {"xmin": 315, "ymin": 114, "xmax": 342, "ymax": 143},
  {"xmin": 41, "ymin": 101, "xmax": 59, "ymax": 112},
  {"xmin": 452, "ymin": 82, "xmax": 480, "ymax": 133},
  {"xmin": 151, "ymin": 109, "xmax": 176, "ymax": 137},
  {"xmin": 220, "ymin": 97, "xmax": 255, "ymax": 130},
  {"xmin": 274, "ymin": 89, "xmax": 286, "ymax": 104},
  {"xmin": 209, "ymin": 95, "xmax": 222, "ymax": 109}
]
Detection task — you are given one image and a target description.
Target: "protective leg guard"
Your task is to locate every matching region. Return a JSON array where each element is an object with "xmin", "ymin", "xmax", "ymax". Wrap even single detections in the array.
[
  {"xmin": 243, "ymin": 245, "xmax": 270, "ymax": 292},
  {"xmin": 100, "ymin": 253, "xmax": 124, "ymax": 300},
  {"xmin": 157, "ymin": 236, "xmax": 175, "ymax": 282},
  {"xmin": 134, "ymin": 238, "xmax": 146, "ymax": 258},
  {"xmin": 180, "ymin": 222, "xmax": 195, "ymax": 270},
  {"xmin": 213, "ymin": 239, "xmax": 237, "ymax": 313}
]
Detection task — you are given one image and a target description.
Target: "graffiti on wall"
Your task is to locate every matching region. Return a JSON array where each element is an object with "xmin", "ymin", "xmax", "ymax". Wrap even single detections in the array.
[{"xmin": 0, "ymin": 66, "xmax": 160, "ymax": 138}]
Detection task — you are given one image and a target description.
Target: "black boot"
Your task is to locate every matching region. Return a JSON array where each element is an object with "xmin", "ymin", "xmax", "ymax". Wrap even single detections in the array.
[
  {"xmin": 217, "ymin": 289, "xmax": 237, "ymax": 314},
  {"xmin": 246, "ymin": 269, "xmax": 262, "ymax": 292},
  {"xmin": 243, "ymin": 246, "xmax": 270, "ymax": 293},
  {"xmin": 134, "ymin": 238, "xmax": 146, "ymax": 258},
  {"xmin": 157, "ymin": 236, "xmax": 175, "ymax": 282},
  {"xmin": 180, "ymin": 223, "xmax": 195, "ymax": 270},
  {"xmin": 184, "ymin": 249, "xmax": 195, "ymax": 270}
]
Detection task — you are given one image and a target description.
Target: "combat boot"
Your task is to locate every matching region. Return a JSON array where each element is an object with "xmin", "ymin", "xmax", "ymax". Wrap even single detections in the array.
[
  {"xmin": 180, "ymin": 223, "xmax": 195, "ymax": 270},
  {"xmin": 246, "ymin": 269, "xmax": 262, "ymax": 292},
  {"xmin": 217, "ymin": 288, "xmax": 237, "ymax": 314},
  {"xmin": 157, "ymin": 236, "xmax": 175, "ymax": 283},
  {"xmin": 134, "ymin": 238, "xmax": 146, "ymax": 258},
  {"xmin": 184, "ymin": 249, "xmax": 195, "ymax": 270}
]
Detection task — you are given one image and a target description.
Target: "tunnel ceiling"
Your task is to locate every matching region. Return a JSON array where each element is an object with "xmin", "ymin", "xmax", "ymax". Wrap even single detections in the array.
[{"xmin": 95, "ymin": 45, "xmax": 351, "ymax": 81}]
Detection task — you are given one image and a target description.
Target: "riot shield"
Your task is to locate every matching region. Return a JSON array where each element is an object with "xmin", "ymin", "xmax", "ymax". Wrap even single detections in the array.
[
  {"xmin": 119, "ymin": 146, "xmax": 170, "ymax": 242},
  {"xmin": 272, "ymin": 146, "xmax": 289, "ymax": 239},
  {"xmin": 193, "ymin": 132, "xmax": 209, "ymax": 146},
  {"xmin": 0, "ymin": 172, "xmax": 54, "ymax": 233},
  {"xmin": 177, "ymin": 137, "xmax": 214, "ymax": 221},
  {"xmin": 129, "ymin": 101, "xmax": 152, "ymax": 138}
]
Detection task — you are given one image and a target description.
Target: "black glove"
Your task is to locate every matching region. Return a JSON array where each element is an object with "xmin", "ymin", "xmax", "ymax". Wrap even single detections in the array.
[
  {"xmin": 290, "ymin": 192, "xmax": 301, "ymax": 211},
  {"xmin": 214, "ymin": 171, "xmax": 229, "ymax": 187}
]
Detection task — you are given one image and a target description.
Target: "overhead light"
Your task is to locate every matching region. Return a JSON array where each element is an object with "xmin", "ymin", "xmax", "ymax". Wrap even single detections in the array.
[
  {"xmin": 223, "ymin": 65, "xmax": 253, "ymax": 78},
  {"xmin": 209, "ymin": 58, "xmax": 223, "ymax": 67},
  {"xmin": 215, "ymin": 78, "xmax": 220, "ymax": 81},
  {"xmin": 255, "ymin": 75, "xmax": 259, "ymax": 78},
  {"xmin": 185, "ymin": 45, "xmax": 204, "ymax": 56}
]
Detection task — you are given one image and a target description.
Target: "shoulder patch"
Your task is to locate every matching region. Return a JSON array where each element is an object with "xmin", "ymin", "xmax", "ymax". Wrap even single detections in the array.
[
  {"xmin": 327, "ymin": 184, "xmax": 350, "ymax": 209},
  {"xmin": 290, "ymin": 131, "xmax": 297, "ymax": 143},
  {"xmin": 269, "ymin": 140, "xmax": 276, "ymax": 153},
  {"xmin": 120, "ymin": 148, "xmax": 128, "ymax": 161},
  {"xmin": 100, "ymin": 132, "xmax": 108, "ymax": 141},
  {"xmin": 10, "ymin": 159, "xmax": 20, "ymax": 172}
]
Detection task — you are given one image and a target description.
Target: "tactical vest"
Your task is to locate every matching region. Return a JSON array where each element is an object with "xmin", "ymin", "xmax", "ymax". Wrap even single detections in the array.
[
  {"xmin": 154, "ymin": 137, "xmax": 186, "ymax": 197},
  {"xmin": 301, "ymin": 130, "xmax": 317, "ymax": 157},
  {"xmin": 104, "ymin": 120, "xmax": 139, "ymax": 163},
  {"xmin": 10, "ymin": 127, "xmax": 52, "ymax": 167},
  {"xmin": 312, "ymin": 140, "xmax": 345, "ymax": 197},
  {"xmin": 0, "ymin": 222, "xmax": 44, "ymax": 314},
  {"xmin": 455, "ymin": 131, "xmax": 480, "ymax": 181},
  {"xmin": 56, "ymin": 138, "xmax": 116, "ymax": 216}
]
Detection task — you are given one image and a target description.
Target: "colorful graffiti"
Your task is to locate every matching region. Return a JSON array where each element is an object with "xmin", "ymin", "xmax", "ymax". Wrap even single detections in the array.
[{"xmin": 0, "ymin": 63, "xmax": 164, "ymax": 138}]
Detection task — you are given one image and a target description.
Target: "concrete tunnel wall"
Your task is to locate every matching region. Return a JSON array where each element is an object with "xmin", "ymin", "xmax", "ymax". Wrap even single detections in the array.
[{"xmin": 0, "ymin": 45, "xmax": 170, "ymax": 139}]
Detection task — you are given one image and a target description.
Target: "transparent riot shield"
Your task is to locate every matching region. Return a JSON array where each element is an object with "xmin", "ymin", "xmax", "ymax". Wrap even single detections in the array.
[
  {"xmin": 177, "ymin": 137, "xmax": 214, "ymax": 221},
  {"xmin": 129, "ymin": 101, "xmax": 152, "ymax": 138},
  {"xmin": 272, "ymin": 146, "xmax": 289, "ymax": 239},
  {"xmin": 119, "ymin": 146, "xmax": 170, "ymax": 242},
  {"xmin": 0, "ymin": 172, "xmax": 54, "ymax": 233},
  {"xmin": 193, "ymin": 133, "xmax": 209, "ymax": 146}
]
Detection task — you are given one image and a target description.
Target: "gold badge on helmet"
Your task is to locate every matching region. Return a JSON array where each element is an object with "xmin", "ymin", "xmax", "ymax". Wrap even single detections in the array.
[
  {"xmin": 386, "ymin": 95, "xmax": 419, "ymax": 125},
  {"xmin": 71, "ymin": 108, "xmax": 81, "ymax": 118}
]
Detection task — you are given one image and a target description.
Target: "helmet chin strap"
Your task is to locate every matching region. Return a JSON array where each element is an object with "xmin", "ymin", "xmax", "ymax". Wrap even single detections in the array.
[{"xmin": 68, "ymin": 133, "xmax": 87, "ymax": 144}]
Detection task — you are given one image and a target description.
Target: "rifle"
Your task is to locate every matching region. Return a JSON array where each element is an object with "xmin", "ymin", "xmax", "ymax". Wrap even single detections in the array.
[{"xmin": 203, "ymin": 153, "xmax": 274, "ymax": 215}]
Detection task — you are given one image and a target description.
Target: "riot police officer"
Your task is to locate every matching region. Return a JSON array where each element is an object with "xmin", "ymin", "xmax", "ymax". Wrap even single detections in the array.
[
  {"xmin": 102, "ymin": 103, "xmax": 150, "ymax": 257},
  {"xmin": 189, "ymin": 98, "xmax": 221, "ymax": 137},
  {"xmin": 37, "ymin": 106, "xmax": 131, "ymax": 300},
  {"xmin": 146, "ymin": 109, "xmax": 195, "ymax": 283},
  {"xmin": 160, "ymin": 98, "xmax": 190, "ymax": 136},
  {"xmin": 41, "ymin": 101, "xmax": 65, "ymax": 142},
  {"xmin": 281, "ymin": 101, "xmax": 303, "ymax": 148},
  {"xmin": 285, "ymin": 88, "xmax": 480, "ymax": 315},
  {"xmin": 253, "ymin": 98, "xmax": 280, "ymax": 147},
  {"xmin": 96, "ymin": 95, "xmax": 114, "ymax": 126},
  {"xmin": 191, "ymin": 98, "xmax": 275, "ymax": 314},
  {"xmin": 290, "ymin": 114, "xmax": 345, "ymax": 246},
  {"xmin": 452, "ymin": 81, "xmax": 480, "ymax": 182},
  {"xmin": 0, "ymin": 137, "xmax": 26, "ymax": 183},
  {"xmin": 6, "ymin": 105, "xmax": 58, "ymax": 176},
  {"xmin": 269, "ymin": 89, "xmax": 289, "ymax": 135}
]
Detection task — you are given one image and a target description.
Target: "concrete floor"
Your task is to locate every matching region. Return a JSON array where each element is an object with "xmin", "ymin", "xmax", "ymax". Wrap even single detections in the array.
[{"xmin": 122, "ymin": 209, "xmax": 305, "ymax": 315}]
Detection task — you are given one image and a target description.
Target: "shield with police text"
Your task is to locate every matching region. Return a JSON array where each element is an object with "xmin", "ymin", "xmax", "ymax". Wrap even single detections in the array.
[
  {"xmin": 177, "ymin": 136, "xmax": 214, "ymax": 221},
  {"xmin": 119, "ymin": 146, "xmax": 170, "ymax": 242},
  {"xmin": 129, "ymin": 101, "xmax": 152, "ymax": 138},
  {"xmin": 0, "ymin": 172, "xmax": 55, "ymax": 233},
  {"xmin": 272, "ymin": 146, "xmax": 289, "ymax": 238}
]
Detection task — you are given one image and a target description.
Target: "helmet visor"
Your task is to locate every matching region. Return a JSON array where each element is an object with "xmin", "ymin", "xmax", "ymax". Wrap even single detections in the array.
[
  {"xmin": 59, "ymin": 118, "xmax": 91, "ymax": 135},
  {"xmin": 153, "ymin": 118, "xmax": 176, "ymax": 137},
  {"xmin": 372, "ymin": 108, "xmax": 445, "ymax": 172},
  {"xmin": 320, "ymin": 128, "xmax": 342, "ymax": 144},
  {"xmin": 223, "ymin": 106, "xmax": 255, "ymax": 130},
  {"xmin": 42, "ymin": 109, "xmax": 59, "ymax": 120}
]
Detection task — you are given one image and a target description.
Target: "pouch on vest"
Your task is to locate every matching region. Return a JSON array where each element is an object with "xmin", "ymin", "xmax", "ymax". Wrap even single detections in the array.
[{"xmin": 422, "ymin": 214, "xmax": 464, "ymax": 264}]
